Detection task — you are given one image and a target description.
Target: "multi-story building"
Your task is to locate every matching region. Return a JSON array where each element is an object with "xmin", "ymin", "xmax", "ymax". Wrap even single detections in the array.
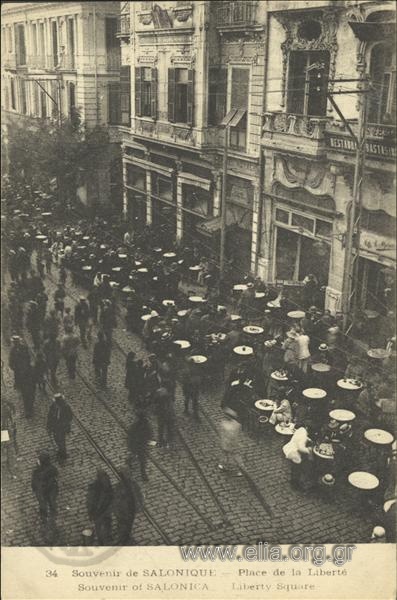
[
  {"xmin": 117, "ymin": 0, "xmax": 268, "ymax": 275},
  {"xmin": 1, "ymin": 0, "xmax": 123, "ymax": 209},
  {"xmin": 260, "ymin": 0, "xmax": 395, "ymax": 320}
]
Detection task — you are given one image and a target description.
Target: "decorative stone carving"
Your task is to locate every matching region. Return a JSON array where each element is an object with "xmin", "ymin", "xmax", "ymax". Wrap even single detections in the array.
[
  {"xmin": 174, "ymin": 126, "xmax": 194, "ymax": 144},
  {"xmin": 137, "ymin": 55, "xmax": 157, "ymax": 64},
  {"xmin": 274, "ymin": 154, "xmax": 335, "ymax": 196},
  {"xmin": 275, "ymin": 9, "xmax": 339, "ymax": 108},
  {"xmin": 157, "ymin": 123, "xmax": 173, "ymax": 136},
  {"xmin": 138, "ymin": 12, "xmax": 153, "ymax": 26},
  {"xmin": 173, "ymin": 4, "xmax": 193, "ymax": 23}
]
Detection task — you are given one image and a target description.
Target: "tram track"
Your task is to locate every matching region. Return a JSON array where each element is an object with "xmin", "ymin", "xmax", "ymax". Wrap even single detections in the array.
[{"xmin": 45, "ymin": 268, "xmax": 274, "ymax": 523}]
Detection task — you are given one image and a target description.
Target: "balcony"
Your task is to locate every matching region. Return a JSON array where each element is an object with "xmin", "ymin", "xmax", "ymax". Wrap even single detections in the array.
[
  {"xmin": 116, "ymin": 14, "xmax": 131, "ymax": 39},
  {"xmin": 27, "ymin": 55, "xmax": 48, "ymax": 70},
  {"xmin": 215, "ymin": 1, "xmax": 258, "ymax": 32},
  {"xmin": 262, "ymin": 111, "xmax": 328, "ymax": 157}
]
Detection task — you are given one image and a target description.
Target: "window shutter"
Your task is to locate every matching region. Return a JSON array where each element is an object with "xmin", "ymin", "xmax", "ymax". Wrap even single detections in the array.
[
  {"xmin": 218, "ymin": 67, "xmax": 227, "ymax": 123},
  {"xmin": 168, "ymin": 68, "xmax": 176, "ymax": 122},
  {"xmin": 135, "ymin": 66, "xmax": 142, "ymax": 117},
  {"xmin": 187, "ymin": 68, "xmax": 194, "ymax": 126},
  {"xmin": 151, "ymin": 67, "xmax": 158, "ymax": 119}
]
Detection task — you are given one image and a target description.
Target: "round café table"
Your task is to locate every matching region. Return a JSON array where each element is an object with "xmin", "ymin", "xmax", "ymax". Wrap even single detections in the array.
[
  {"xmin": 100, "ymin": 244, "xmax": 107, "ymax": 250},
  {"xmin": 163, "ymin": 252, "xmax": 176, "ymax": 259},
  {"xmin": 82, "ymin": 236, "xmax": 90, "ymax": 241},
  {"xmin": 233, "ymin": 345, "xmax": 254, "ymax": 357},
  {"xmin": 41, "ymin": 212, "xmax": 52, "ymax": 218},
  {"xmin": 122, "ymin": 285, "xmax": 135, "ymax": 293},
  {"xmin": 173, "ymin": 340, "xmax": 191, "ymax": 350},
  {"xmin": 189, "ymin": 265, "xmax": 202, "ymax": 272},
  {"xmin": 189, "ymin": 295, "xmax": 206, "ymax": 304},
  {"xmin": 141, "ymin": 313, "xmax": 154, "ymax": 321},
  {"xmin": 287, "ymin": 310, "xmax": 305, "ymax": 320},
  {"xmin": 35, "ymin": 235, "xmax": 47, "ymax": 241},
  {"xmin": 337, "ymin": 378, "xmax": 362, "ymax": 391},
  {"xmin": 255, "ymin": 291, "xmax": 266, "ymax": 299},
  {"xmin": 275, "ymin": 423, "xmax": 295, "ymax": 436},
  {"xmin": 118, "ymin": 254, "xmax": 128, "ymax": 260},
  {"xmin": 138, "ymin": 268, "xmax": 148, "ymax": 274},
  {"xmin": 110, "ymin": 281, "xmax": 119, "ymax": 289},
  {"xmin": 233, "ymin": 284, "xmax": 248, "ymax": 291},
  {"xmin": 135, "ymin": 261, "xmax": 142, "ymax": 267},
  {"xmin": 348, "ymin": 471, "xmax": 379, "ymax": 491},
  {"xmin": 270, "ymin": 370, "xmax": 288, "ymax": 382},
  {"xmin": 364, "ymin": 429, "xmax": 394, "ymax": 446},
  {"xmin": 82, "ymin": 265, "xmax": 92, "ymax": 272},
  {"xmin": 153, "ymin": 247, "xmax": 163, "ymax": 253},
  {"xmin": 329, "ymin": 409, "xmax": 356, "ymax": 423},
  {"xmin": 112, "ymin": 266, "xmax": 122, "ymax": 273},
  {"xmin": 177, "ymin": 310, "xmax": 189, "ymax": 317},
  {"xmin": 162, "ymin": 299, "xmax": 175, "ymax": 307},
  {"xmin": 312, "ymin": 363, "xmax": 331, "ymax": 373},
  {"xmin": 230, "ymin": 314, "xmax": 242, "ymax": 322},
  {"xmin": 243, "ymin": 325, "xmax": 264, "ymax": 335},
  {"xmin": 367, "ymin": 348, "xmax": 390, "ymax": 360},
  {"xmin": 313, "ymin": 444, "xmax": 335, "ymax": 460},
  {"xmin": 255, "ymin": 399, "xmax": 276, "ymax": 412},
  {"xmin": 177, "ymin": 259, "xmax": 184, "ymax": 265},
  {"xmin": 303, "ymin": 388, "xmax": 327, "ymax": 400},
  {"xmin": 189, "ymin": 355, "xmax": 207, "ymax": 364}
]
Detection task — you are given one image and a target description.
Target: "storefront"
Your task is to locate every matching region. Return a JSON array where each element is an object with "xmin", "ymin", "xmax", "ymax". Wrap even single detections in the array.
[
  {"xmin": 270, "ymin": 184, "xmax": 335, "ymax": 288},
  {"xmin": 226, "ymin": 176, "xmax": 253, "ymax": 275},
  {"xmin": 151, "ymin": 172, "xmax": 176, "ymax": 244},
  {"xmin": 182, "ymin": 183, "xmax": 212, "ymax": 254},
  {"xmin": 125, "ymin": 164, "xmax": 146, "ymax": 231}
]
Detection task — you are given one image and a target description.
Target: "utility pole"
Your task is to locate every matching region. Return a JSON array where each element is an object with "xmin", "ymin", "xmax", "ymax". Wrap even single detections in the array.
[
  {"xmin": 339, "ymin": 76, "xmax": 369, "ymax": 332},
  {"xmin": 219, "ymin": 123, "xmax": 229, "ymax": 282}
]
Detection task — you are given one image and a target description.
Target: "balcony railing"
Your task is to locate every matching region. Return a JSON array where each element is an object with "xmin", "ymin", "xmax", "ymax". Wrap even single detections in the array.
[
  {"xmin": 216, "ymin": 1, "xmax": 257, "ymax": 27},
  {"xmin": 117, "ymin": 14, "xmax": 131, "ymax": 37},
  {"xmin": 27, "ymin": 55, "xmax": 47, "ymax": 69},
  {"xmin": 263, "ymin": 112, "xmax": 328, "ymax": 140}
]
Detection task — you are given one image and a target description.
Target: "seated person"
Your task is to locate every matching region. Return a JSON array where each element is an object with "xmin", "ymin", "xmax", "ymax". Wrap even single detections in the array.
[{"xmin": 269, "ymin": 396, "xmax": 292, "ymax": 426}]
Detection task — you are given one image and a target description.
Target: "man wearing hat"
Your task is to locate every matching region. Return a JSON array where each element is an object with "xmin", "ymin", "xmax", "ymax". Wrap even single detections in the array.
[
  {"xmin": 8, "ymin": 335, "xmax": 30, "ymax": 390},
  {"xmin": 74, "ymin": 297, "xmax": 90, "ymax": 347},
  {"xmin": 31, "ymin": 451, "xmax": 59, "ymax": 524},
  {"xmin": 46, "ymin": 393, "xmax": 73, "ymax": 463}
]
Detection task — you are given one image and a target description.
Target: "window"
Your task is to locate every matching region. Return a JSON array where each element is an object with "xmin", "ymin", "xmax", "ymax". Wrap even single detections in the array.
[
  {"xmin": 229, "ymin": 67, "xmax": 249, "ymax": 150},
  {"xmin": 291, "ymin": 212, "xmax": 315, "ymax": 234},
  {"xmin": 52, "ymin": 21, "xmax": 58, "ymax": 67},
  {"xmin": 368, "ymin": 43, "xmax": 396, "ymax": 125},
  {"xmin": 126, "ymin": 164, "xmax": 146, "ymax": 190},
  {"xmin": 275, "ymin": 208, "xmax": 289, "ymax": 224},
  {"xmin": 40, "ymin": 89, "xmax": 47, "ymax": 118},
  {"xmin": 287, "ymin": 50, "xmax": 329, "ymax": 116},
  {"xmin": 31, "ymin": 23, "xmax": 38, "ymax": 56},
  {"xmin": 16, "ymin": 25, "xmax": 26, "ymax": 66},
  {"xmin": 20, "ymin": 78, "xmax": 27, "ymax": 114},
  {"xmin": 315, "ymin": 218, "xmax": 332, "ymax": 239},
  {"xmin": 120, "ymin": 65, "xmax": 131, "ymax": 125},
  {"xmin": 10, "ymin": 79, "xmax": 16, "ymax": 110},
  {"xmin": 168, "ymin": 68, "xmax": 194, "ymax": 125},
  {"xmin": 108, "ymin": 83, "xmax": 121, "ymax": 125},
  {"xmin": 208, "ymin": 66, "xmax": 227, "ymax": 125},
  {"xmin": 105, "ymin": 18, "xmax": 120, "ymax": 70},
  {"xmin": 38, "ymin": 23, "xmax": 45, "ymax": 58},
  {"xmin": 31, "ymin": 80, "xmax": 39, "ymax": 115},
  {"xmin": 135, "ymin": 67, "xmax": 157, "ymax": 118},
  {"xmin": 67, "ymin": 19, "xmax": 75, "ymax": 68},
  {"xmin": 69, "ymin": 82, "xmax": 76, "ymax": 118}
]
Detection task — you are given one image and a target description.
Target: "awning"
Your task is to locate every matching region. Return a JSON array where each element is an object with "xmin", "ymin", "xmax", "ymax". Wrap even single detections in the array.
[
  {"xmin": 196, "ymin": 217, "xmax": 221, "ymax": 236},
  {"xmin": 348, "ymin": 21, "xmax": 395, "ymax": 42}
]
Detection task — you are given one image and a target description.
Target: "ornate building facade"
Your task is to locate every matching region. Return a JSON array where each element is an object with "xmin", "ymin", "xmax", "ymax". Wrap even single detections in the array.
[
  {"xmin": 1, "ymin": 1, "xmax": 122, "ymax": 209},
  {"xmin": 117, "ymin": 1, "xmax": 268, "ymax": 275},
  {"xmin": 261, "ymin": 0, "xmax": 395, "ymax": 319}
]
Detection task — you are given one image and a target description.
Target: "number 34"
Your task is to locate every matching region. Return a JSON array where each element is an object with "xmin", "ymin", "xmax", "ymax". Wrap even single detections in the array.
[{"xmin": 45, "ymin": 570, "xmax": 58, "ymax": 578}]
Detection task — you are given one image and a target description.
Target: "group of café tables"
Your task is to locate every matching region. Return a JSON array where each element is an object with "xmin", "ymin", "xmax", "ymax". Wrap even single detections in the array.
[{"xmin": 31, "ymin": 232, "xmax": 395, "ymax": 503}]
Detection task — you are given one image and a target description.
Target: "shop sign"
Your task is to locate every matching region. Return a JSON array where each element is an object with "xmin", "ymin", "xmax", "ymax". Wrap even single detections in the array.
[
  {"xmin": 360, "ymin": 229, "xmax": 396, "ymax": 259},
  {"xmin": 327, "ymin": 134, "xmax": 396, "ymax": 160}
]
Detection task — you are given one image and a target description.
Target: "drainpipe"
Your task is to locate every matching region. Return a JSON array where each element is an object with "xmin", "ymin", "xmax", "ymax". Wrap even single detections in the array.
[{"xmin": 254, "ymin": 1, "xmax": 269, "ymax": 277}]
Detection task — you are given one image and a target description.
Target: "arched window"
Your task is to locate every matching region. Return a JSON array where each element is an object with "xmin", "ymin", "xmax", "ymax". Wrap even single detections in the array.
[{"xmin": 368, "ymin": 42, "xmax": 396, "ymax": 124}]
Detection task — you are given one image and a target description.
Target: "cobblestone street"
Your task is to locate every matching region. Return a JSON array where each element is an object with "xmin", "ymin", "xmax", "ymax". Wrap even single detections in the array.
[{"xmin": 1, "ymin": 268, "xmax": 374, "ymax": 547}]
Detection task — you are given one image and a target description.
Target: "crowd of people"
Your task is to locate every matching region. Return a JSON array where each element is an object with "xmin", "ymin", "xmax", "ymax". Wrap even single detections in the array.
[{"xmin": 1, "ymin": 178, "xmax": 396, "ymax": 545}]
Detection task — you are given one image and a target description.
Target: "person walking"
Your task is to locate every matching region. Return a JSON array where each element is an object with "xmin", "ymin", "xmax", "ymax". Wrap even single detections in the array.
[
  {"xmin": 154, "ymin": 386, "xmax": 176, "ymax": 448},
  {"xmin": 125, "ymin": 352, "xmax": 142, "ymax": 405},
  {"xmin": 99, "ymin": 299, "xmax": 115, "ymax": 345},
  {"xmin": 217, "ymin": 408, "xmax": 244, "ymax": 476},
  {"xmin": 31, "ymin": 451, "xmax": 59, "ymax": 524},
  {"xmin": 8, "ymin": 336, "xmax": 30, "ymax": 390},
  {"xmin": 181, "ymin": 358, "xmax": 201, "ymax": 420},
  {"xmin": 46, "ymin": 393, "xmax": 73, "ymax": 463},
  {"xmin": 112, "ymin": 467, "xmax": 143, "ymax": 545},
  {"xmin": 43, "ymin": 334, "xmax": 61, "ymax": 386},
  {"xmin": 54, "ymin": 284, "xmax": 66, "ymax": 316},
  {"xmin": 93, "ymin": 331, "xmax": 111, "ymax": 387},
  {"xmin": 127, "ymin": 411, "xmax": 152, "ymax": 481},
  {"xmin": 86, "ymin": 469, "xmax": 114, "ymax": 545},
  {"xmin": 60, "ymin": 329, "xmax": 80, "ymax": 379},
  {"xmin": 74, "ymin": 297, "xmax": 90, "ymax": 347},
  {"xmin": 63, "ymin": 307, "xmax": 74, "ymax": 333}
]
